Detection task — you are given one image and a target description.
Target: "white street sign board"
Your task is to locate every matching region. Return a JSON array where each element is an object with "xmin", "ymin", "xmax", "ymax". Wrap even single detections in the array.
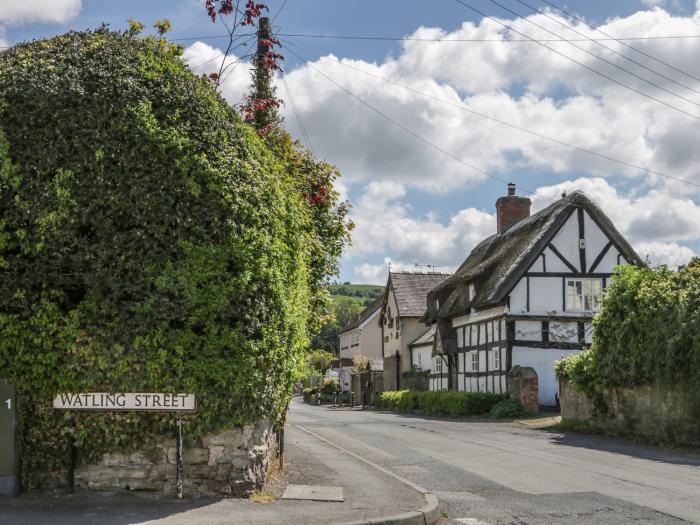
[{"xmin": 53, "ymin": 393, "xmax": 196, "ymax": 411}]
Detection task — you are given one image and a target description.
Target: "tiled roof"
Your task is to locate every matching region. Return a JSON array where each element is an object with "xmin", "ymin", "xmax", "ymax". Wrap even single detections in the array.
[
  {"xmin": 409, "ymin": 325, "xmax": 435, "ymax": 347},
  {"xmin": 390, "ymin": 272, "xmax": 451, "ymax": 318}
]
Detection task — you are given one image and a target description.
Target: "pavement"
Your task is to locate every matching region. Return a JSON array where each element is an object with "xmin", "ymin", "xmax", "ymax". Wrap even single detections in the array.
[
  {"xmin": 291, "ymin": 401, "xmax": 700, "ymax": 525},
  {"xmin": 0, "ymin": 408, "xmax": 433, "ymax": 525}
]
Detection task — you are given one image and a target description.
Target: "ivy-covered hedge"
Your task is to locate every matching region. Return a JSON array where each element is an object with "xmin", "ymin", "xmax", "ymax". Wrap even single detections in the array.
[
  {"xmin": 0, "ymin": 30, "xmax": 321, "ymax": 488},
  {"xmin": 376, "ymin": 390, "xmax": 506, "ymax": 417},
  {"xmin": 556, "ymin": 261, "xmax": 700, "ymax": 412}
]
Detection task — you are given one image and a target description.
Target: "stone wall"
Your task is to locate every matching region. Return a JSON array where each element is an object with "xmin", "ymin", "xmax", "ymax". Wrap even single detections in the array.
[
  {"xmin": 559, "ymin": 379, "xmax": 700, "ymax": 447},
  {"xmin": 74, "ymin": 421, "xmax": 278, "ymax": 497}
]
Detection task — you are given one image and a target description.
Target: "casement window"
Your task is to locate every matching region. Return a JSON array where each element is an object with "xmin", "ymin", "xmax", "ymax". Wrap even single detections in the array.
[
  {"xmin": 492, "ymin": 349, "xmax": 500, "ymax": 369},
  {"xmin": 434, "ymin": 357, "xmax": 443, "ymax": 374},
  {"xmin": 457, "ymin": 327, "xmax": 464, "ymax": 348},
  {"xmin": 566, "ymin": 278, "xmax": 603, "ymax": 311},
  {"xmin": 471, "ymin": 352, "xmax": 479, "ymax": 372}
]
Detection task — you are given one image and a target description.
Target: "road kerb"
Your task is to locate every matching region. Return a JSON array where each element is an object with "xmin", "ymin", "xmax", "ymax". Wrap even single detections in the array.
[{"xmin": 294, "ymin": 424, "xmax": 440, "ymax": 525}]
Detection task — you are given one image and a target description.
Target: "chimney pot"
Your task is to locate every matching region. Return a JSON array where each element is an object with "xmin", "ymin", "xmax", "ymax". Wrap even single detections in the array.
[{"xmin": 496, "ymin": 183, "xmax": 531, "ymax": 234}]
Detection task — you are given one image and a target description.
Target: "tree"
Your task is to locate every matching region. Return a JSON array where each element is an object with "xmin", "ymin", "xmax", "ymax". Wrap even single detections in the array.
[
  {"xmin": 0, "ymin": 28, "xmax": 313, "ymax": 488},
  {"xmin": 202, "ymin": 1, "xmax": 353, "ymax": 334}
]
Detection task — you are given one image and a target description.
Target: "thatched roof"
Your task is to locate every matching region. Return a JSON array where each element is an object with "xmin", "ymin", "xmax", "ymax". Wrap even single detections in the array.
[
  {"xmin": 423, "ymin": 191, "xmax": 643, "ymax": 322},
  {"xmin": 384, "ymin": 272, "xmax": 451, "ymax": 318},
  {"xmin": 338, "ymin": 296, "xmax": 383, "ymax": 334}
]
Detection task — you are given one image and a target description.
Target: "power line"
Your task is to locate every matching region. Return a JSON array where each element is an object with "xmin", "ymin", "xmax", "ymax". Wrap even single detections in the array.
[
  {"xmin": 514, "ymin": 0, "xmax": 700, "ymax": 98},
  {"xmin": 285, "ymin": 46, "xmax": 523, "ymax": 191},
  {"xmin": 271, "ymin": 0, "xmax": 289, "ymax": 24},
  {"xmin": 170, "ymin": 32, "xmax": 700, "ymax": 44},
  {"xmin": 539, "ymin": 0, "xmax": 700, "ymax": 85},
  {"xmin": 453, "ymin": 0, "xmax": 700, "ymax": 122},
  {"xmin": 319, "ymin": 56, "xmax": 700, "ymax": 189},
  {"xmin": 281, "ymin": 73, "xmax": 314, "ymax": 151},
  {"xmin": 482, "ymin": 0, "xmax": 700, "ymax": 111}
]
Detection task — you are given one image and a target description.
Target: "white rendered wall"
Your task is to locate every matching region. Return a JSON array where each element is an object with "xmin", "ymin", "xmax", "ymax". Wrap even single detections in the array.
[{"xmin": 511, "ymin": 346, "xmax": 582, "ymax": 405}]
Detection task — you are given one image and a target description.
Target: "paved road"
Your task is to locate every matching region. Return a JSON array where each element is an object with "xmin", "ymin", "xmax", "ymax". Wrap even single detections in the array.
[{"xmin": 290, "ymin": 399, "xmax": 700, "ymax": 524}]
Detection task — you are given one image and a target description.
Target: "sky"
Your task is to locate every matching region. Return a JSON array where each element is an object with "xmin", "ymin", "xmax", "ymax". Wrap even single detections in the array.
[{"xmin": 3, "ymin": 0, "xmax": 700, "ymax": 284}]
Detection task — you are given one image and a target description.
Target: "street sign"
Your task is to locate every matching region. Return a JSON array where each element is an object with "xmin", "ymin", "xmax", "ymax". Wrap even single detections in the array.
[
  {"xmin": 52, "ymin": 393, "xmax": 196, "ymax": 411},
  {"xmin": 0, "ymin": 381, "xmax": 18, "ymax": 496}
]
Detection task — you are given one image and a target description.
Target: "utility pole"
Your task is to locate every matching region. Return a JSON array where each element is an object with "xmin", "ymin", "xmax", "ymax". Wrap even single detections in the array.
[{"xmin": 251, "ymin": 16, "xmax": 278, "ymax": 131}]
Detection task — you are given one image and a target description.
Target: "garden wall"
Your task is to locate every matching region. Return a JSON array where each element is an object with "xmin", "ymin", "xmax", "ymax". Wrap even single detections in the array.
[
  {"xmin": 43, "ymin": 422, "xmax": 277, "ymax": 497},
  {"xmin": 559, "ymin": 378, "xmax": 700, "ymax": 447}
]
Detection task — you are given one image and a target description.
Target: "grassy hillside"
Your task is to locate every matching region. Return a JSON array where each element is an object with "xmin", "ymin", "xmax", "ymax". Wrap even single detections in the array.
[{"xmin": 329, "ymin": 283, "xmax": 384, "ymax": 308}]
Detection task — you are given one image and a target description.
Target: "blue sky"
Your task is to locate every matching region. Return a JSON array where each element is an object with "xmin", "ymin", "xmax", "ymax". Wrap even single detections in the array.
[{"xmin": 4, "ymin": 0, "xmax": 700, "ymax": 283}]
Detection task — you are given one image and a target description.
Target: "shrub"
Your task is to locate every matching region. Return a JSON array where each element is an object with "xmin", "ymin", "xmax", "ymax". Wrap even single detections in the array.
[
  {"xmin": 489, "ymin": 399, "xmax": 530, "ymax": 419},
  {"xmin": 376, "ymin": 391, "xmax": 506, "ymax": 417},
  {"xmin": 0, "ymin": 29, "xmax": 344, "ymax": 488},
  {"xmin": 557, "ymin": 261, "xmax": 700, "ymax": 414},
  {"xmin": 302, "ymin": 387, "xmax": 317, "ymax": 403},
  {"xmin": 319, "ymin": 378, "xmax": 339, "ymax": 395}
]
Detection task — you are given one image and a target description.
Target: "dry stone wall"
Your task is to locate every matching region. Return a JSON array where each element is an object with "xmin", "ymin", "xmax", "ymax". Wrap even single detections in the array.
[
  {"xmin": 559, "ymin": 379, "xmax": 700, "ymax": 447},
  {"xmin": 74, "ymin": 421, "xmax": 277, "ymax": 497}
]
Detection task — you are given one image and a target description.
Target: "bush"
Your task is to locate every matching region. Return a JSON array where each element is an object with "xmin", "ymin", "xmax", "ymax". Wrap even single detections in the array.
[
  {"xmin": 0, "ymin": 29, "xmax": 332, "ymax": 488},
  {"xmin": 376, "ymin": 391, "xmax": 506, "ymax": 417},
  {"xmin": 303, "ymin": 387, "xmax": 317, "ymax": 403},
  {"xmin": 557, "ymin": 261, "xmax": 700, "ymax": 413},
  {"xmin": 489, "ymin": 399, "xmax": 529, "ymax": 419},
  {"xmin": 319, "ymin": 378, "xmax": 339, "ymax": 395}
]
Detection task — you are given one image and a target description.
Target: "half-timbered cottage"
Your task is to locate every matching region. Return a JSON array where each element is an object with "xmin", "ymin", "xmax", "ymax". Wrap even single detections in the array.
[{"xmin": 422, "ymin": 184, "xmax": 643, "ymax": 406}]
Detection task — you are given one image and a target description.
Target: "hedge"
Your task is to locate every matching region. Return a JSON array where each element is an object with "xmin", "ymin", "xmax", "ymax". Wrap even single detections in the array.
[
  {"xmin": 0, "ymin": 29, "xmax": 325, "ymax": 489},
  {"xmin": 375, "ymin": 391, "xmax": 506, "ymax": 417},
  {"xmin": 556, "ymin": 261, "xmax": 700, "ymax": 413}
]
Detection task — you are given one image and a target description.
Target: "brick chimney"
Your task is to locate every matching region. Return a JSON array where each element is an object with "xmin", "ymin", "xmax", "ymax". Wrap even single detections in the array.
[{"xmin": 496, "ymin": 183, "xmax": 531, "ymax": 234}]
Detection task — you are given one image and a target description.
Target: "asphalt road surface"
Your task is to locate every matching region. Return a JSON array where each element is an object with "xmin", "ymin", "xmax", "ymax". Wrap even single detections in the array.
[{"xmin": 290, "ymin": 399, "xmax": 700, "ymax": 525}]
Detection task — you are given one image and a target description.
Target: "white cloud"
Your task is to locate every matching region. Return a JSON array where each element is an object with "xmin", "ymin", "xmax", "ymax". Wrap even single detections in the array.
[
  {"xmin": 347, "ymin": 180, "xmax": 494, "ymax": 277},
  {"xmin": 185, "ymin": 5, "xmax": 700, "ymax": 193},
  {"xmin": 347, "ymin": 177, "xmax": 697, "ymax": 281},
  {"xmin": 634, "ymin": 241, "xmax": 695, "ymax": 266},
  {"xmin": 182, "ymin": 41, "xmax": 250, "ymax": 104},
  {"xmin": 0, "ymin": 0, "xmax": 81, "ymax": 25},
  {"xmin": 531, "ymin": 177, "xmax": 700, "ymax": 243}
]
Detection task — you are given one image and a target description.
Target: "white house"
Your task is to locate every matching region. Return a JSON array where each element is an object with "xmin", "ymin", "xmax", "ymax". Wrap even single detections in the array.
[
  {"xmin": 336, "ymin": 296, "xmax": 383, "ymax": 390},
  {"xmin": 422, "ymin": 184, "xmax": 643, "ymax": 406},
  {"xmin": 408, "ymin": 325, "xmax": 449, "ymax": 391}
]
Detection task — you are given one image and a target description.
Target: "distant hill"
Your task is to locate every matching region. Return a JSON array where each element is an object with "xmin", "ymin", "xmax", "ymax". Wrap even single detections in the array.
[{"xmin": 329, "ymin": 283, "xmax": 384, "ymax": 309}]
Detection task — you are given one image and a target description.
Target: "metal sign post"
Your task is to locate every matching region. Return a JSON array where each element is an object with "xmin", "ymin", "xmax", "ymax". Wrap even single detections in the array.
[
  {"xmin": 176, "ymin": 419, "xmax": 183, "ymax": 500},
  {"xmin": 53, "ymin": 392, "xmax": 196, "ymax": 499}
]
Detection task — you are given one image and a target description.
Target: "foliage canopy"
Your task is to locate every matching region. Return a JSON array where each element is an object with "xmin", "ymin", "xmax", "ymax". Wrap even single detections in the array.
[{"xmin": 0, "ymin": 29, "xmax": 348, "ymax": 488}]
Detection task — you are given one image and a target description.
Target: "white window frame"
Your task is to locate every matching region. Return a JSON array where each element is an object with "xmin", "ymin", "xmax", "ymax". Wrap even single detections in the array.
[
  {"xmin": 434, "ymin": 356, "xmax": 443, "ymax": 374},
  {"xmin": 492, "ymin": 348, "xmax": 500, "ymax": 370},
  {"xmin": 566, "ymin": 278, "xmax": 603, "ymax": 312},
  {"xmin": 471, "ymin": 352, "xmax": 478, "ymax": 372},
  {"xmin": 457, "ymin": 327, "xmax": 464, "ymax": 348}
]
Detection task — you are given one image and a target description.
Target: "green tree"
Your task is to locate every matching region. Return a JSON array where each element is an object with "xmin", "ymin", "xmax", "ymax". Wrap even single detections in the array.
[{"xmin": 0, "ymin": 29, "xmax": 321, "ymax": 488}]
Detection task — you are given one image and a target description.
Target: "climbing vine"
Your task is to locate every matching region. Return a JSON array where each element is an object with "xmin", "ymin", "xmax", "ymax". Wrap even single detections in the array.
[{"xmin": 0, "ymin": 28, "xmax": 325, "ymax": 488}]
